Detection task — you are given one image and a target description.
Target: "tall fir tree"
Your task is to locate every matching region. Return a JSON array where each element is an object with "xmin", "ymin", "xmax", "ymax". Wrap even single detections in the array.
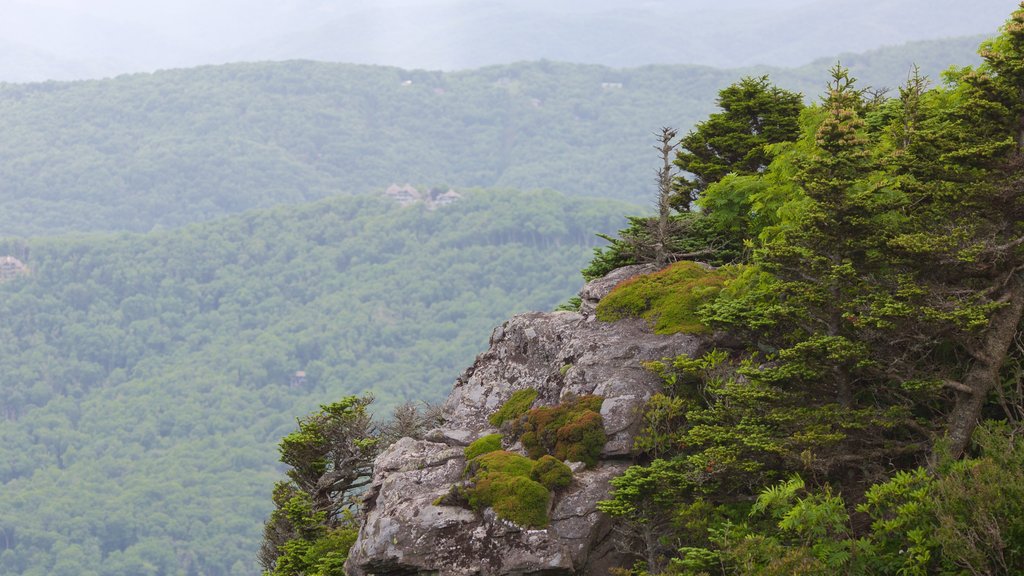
[{"xmin": 673, "ymin": 76, "xmax": 803, "ymax": 211}]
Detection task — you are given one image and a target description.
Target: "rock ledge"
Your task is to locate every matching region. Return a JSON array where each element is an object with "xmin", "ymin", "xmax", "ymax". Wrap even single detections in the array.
[{"xmin": 345, "ymin": 267, "xmax": 708, "ymax": 575}]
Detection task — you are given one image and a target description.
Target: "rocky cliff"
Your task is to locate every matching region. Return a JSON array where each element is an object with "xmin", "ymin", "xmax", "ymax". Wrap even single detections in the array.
[{"xmin": 345, "ymin": 265, "xmax": 712, "ymax": 575}]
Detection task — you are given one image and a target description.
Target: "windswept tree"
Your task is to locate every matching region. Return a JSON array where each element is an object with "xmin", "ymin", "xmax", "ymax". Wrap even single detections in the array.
[
  {"xmin": 875, "ymin": 4, "xmax": 1024, "ymax": 456},
  {"xmin": 673, "ymin": 75, "xmax": 803, "ymax": 211},
  {"xmin": 259, "ymin": 396, "xmax": 378, "ymax": 575},
  {"xmin": 259, "ymin": 396, "xmax": 444, "ymax": 574}
]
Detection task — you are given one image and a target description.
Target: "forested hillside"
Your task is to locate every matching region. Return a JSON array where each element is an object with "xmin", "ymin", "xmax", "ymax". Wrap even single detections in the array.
[
  {"xmin": 0, "ymin": 36, "xmax": 984, "ymax": 237},
  {"xmin": 0, "ymin": 189, "xmax": 633, "ymax": 575}
]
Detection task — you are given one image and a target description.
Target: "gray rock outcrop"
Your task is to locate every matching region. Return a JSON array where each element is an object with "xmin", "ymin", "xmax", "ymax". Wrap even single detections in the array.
[{"xmin": 345, "ymin": 266, "xmax": 710, "ymax": 576}]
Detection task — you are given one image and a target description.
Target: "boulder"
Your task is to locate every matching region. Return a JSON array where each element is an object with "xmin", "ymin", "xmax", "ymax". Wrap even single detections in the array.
[{"xmin": 346, "ymin": 266, "xmax": 709, "ymax": 575}]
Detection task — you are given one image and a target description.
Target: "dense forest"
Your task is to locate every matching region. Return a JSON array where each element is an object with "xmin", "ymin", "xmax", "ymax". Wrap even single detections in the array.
[
  {"xmin": 0, "ymin": 189, "xmax": 633, "ymax": 575},
  {"xmin": 0, "ymin": 36, "xmax": 986, "ymax": 237}
]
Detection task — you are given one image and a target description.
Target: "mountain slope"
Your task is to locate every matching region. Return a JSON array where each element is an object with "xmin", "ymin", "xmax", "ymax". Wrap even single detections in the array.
[
  {"xmin": 0, "ymin": 38, "xmax": 985, "ymax": 237},
  {"xmin": 0, "ymin": 189, "xmax": 634, "ymax": 576}
]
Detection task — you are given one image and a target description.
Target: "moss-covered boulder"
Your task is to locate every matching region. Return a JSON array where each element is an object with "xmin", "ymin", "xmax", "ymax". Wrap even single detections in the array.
[
  {"xmin": 595, "ymin": 261, "xmax": 736, "ymax": 334},
  {"xmin": 348, "ymin": 265, "xmax": 711, "ymax": 576},
  {"xmin": 464, "ymin": 451, "xmax": 552, "ymax": 528}
]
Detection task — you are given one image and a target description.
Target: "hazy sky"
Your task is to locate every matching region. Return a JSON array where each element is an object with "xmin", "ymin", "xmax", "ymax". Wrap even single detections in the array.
[{"xmin": 0, "ymin": 0, "xmax": 1015, "ymax": 82}]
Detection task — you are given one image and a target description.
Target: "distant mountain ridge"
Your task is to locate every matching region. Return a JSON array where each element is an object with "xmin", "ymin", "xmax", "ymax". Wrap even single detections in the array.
[
  {"xmin": 0, "ymin": 35, "xmax": 986, "ymax": 238},
  {"xmin": 0, "ymin": 0, "xmax": 1008, "ymax": 81}
]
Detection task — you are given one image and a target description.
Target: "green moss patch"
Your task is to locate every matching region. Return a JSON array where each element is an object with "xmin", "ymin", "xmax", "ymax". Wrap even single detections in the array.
[
  {"xmin": 516, "ymin": 394, "xmax": 606, "ymax": 468},
  {"xmin": 470, "ymin": 473, "xmax": 551, "ymax": 528},
  {"xmin": 463, "ymin": 450, "xmax": 552, "ymax": 528},
  {"xmin": 464, "ymin": 433, "xmax": 504, "ymax": 460},
  {"xmin": 471, "ymin": 450, "xmax": 537, "ymax": 477},
  {"xmin": 531, "ymin": 455, "xmax": 573, "ymax": 490},
  {"xmin": 489, "ymin": 388, "xmax": 538, "ymax": 427},
  {"xmin": 595, "ymin": 261, "xmax": 736, "ymax": 334},
  {"xmin": 451, "ymin": 394, "xmax": 607, "ymax": 527}
]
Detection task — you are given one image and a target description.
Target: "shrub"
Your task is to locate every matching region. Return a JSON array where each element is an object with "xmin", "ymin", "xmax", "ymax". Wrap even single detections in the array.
[
  {"xmin": 531, "ymin": 455, "xmax": 573, "ymax": 490},
  {"xmin": 470, "ymin": 450, "xmax": 536, "ymax": 478},
  {"xmin": 489, "ymin": 388, "xmax": 538, "ymax": 427},
  {"xmin": 464, "ymin": 433, "xmax": 503, "ymax": 460},
  {"xmin": 595, "ymin": 261, "xmax": 736, "ymax": 334}
]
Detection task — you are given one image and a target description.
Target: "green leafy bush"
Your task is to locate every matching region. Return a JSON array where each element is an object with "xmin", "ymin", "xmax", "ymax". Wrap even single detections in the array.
[
  {"xmin": 464, "ymin": 433, "xmax": 504, "ymax": 460},
  {"xmin": 489, "ymin": 388, "xmax": 539, "ymax": 427},
  {"xmin": 595, "ymin": 261, "xmax": 736, "ymax": 334},
  {"xmin": 516, "ymin": 394, "xmax": 606, "ymax": 467}
]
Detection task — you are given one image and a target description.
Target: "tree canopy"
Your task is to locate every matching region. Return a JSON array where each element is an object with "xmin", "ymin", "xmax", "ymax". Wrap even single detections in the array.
[
  {"xmin": 591, "ymin": 5, "xmax": 1024, "ymax": 574},
  {"xmin": 0, "ymin": 189, "xmax": 632, "ymax": 576}
]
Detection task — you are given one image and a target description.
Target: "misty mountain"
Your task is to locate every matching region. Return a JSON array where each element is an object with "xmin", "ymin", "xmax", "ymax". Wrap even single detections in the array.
[
  {"xmin": 0, "ymin": 0, "xmax": 1008, "ymax": 82},
  {"xmin": 0, "ymin": 36, "xmax": 987, "ymax": 238}
]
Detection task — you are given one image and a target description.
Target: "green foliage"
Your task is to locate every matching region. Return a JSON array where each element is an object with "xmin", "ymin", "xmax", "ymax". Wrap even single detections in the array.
[
  {"xmin": 488, "ymin": 388, "xmax": 539, "ymax": 427},
  {"xmin": 581, "ymin": 213, "xmax": 741, "ymax": 282},
  {"xmin": 464, "ymin": 433, "xmax": 504, "ymax": 460},
  {"xmin": 0, "ymin": 189, "xmax": 629, "ymax": 576},
  {"xmin": 301, "ymin": 528, "xmax": 359, "ymax": 576},
  {"xmin": 673, "ymin": 75, "xmax": 803, "ymax": 211},
  {"xmin": 555, "ymin": 296, "xmax": 582, "ymax": 312},
  {"xmin": 929, "ymin": 423, "xmax": 1024, "ymax": 574},
  {"xmin": 463, "ymin": 451, "xmax": 551, "ymax": 528},
  {"xmin": 631, "ymin": 393, "xmax": 688, "ymax": 459},
  {"xmin": 596, "ymin": 261, "xmax": 737, "ymax": 334},
  {"xmin": 530, "ymin": 455, "xmax": 573, "ymax": 490},
  {"xmin": 603, "ymin": 9, "xmax": 1024, "ymax": 576},
  {"xmin": 269, "ymin": 521, "xmax": 358, "ymax": 576},
  {"xmin": 856, "ymin": 467, "xmax": 937, "ymax": 576},
  {"xmin": 598, "ymin": 459, "xmax": 692, "ymax": 520},
  {"xmin": 278, "ymin": 396, "xmax": 377, "ymax": 515},
  {"xmin": 515, "ymin": 394, "xmax": 606, "ymax": 467},
  {"xmin": 260, "ymin": 398, "xmax": 375, "ymax": 574}
]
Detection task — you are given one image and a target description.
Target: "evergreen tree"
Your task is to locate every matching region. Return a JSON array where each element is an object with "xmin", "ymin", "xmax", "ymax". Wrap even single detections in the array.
[
  {"xmin": 750, "ymin": 65, "xmax": 894, "ymax": 409},
  {"xmin": 673, "ymin": 76, "xmax": 803, "ymax": 211},
  {"xmin": 878, "ymin": 4, "xmax": 1024, "ymax": 456}
]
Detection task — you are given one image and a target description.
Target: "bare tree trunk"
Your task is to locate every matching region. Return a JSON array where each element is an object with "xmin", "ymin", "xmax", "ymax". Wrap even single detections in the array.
[
  {"xmin": 946, "ymin": 274, "xmax": 1024, "ymax": 456},
  {"xmin": 655, "ymin": 127, "xmax": 678, "ymax": 267}
]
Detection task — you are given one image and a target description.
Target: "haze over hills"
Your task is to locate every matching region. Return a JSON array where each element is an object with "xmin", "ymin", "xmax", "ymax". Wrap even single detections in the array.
[
  {"xmin": 0, "ymin": 0, "xmax": 1011, "ymax": 81},
  {"xmin": 0, "ymin": 35, "xmax": 989, "ymax": 238}
]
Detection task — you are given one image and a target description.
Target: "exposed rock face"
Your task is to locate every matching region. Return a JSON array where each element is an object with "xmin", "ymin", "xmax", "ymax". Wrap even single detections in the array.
[{"xmin": 346, "ymin": 267, "xmax": 709, "ymax": 576}]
